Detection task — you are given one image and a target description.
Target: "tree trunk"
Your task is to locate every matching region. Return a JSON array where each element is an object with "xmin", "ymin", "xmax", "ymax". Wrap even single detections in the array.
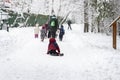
[
  {"xmin": 97, "ymin": 21, "xmax": 100, "ymax": 32},
  {"xmin": 84, "ymin": 23, "xmax": 89, "ymax": 32},
  {"xmin": 84, "ymin": 0, "xmax": 89, "ymax": 33}
]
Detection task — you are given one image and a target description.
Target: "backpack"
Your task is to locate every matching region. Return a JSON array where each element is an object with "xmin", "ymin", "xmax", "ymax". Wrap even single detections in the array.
[
  {"xmin": 50, "ymin": 20, "xmax": 55, "ymax": 27},
  {"xmin": 49, "ymin": 42, "xmax": 58, "ymax": 50}
]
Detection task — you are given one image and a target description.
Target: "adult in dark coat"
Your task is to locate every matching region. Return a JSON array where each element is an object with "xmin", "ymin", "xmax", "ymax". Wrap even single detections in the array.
[
  {"xmin": 67, "ymin": 20, "xmax": 72, "ymax": 30},
  {"xmin": 48, "ymin": 15, "xmax": 59, "ymax": 38}
]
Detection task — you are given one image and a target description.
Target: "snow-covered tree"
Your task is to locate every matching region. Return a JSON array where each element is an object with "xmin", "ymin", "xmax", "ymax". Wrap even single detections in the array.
[
  {"xmin": 84, "ymin": 0, "xmax": 89, "ymax": 32},
  {"xmin": 89, "ymin": 0, "xmax": 119, "ymax": 33}
]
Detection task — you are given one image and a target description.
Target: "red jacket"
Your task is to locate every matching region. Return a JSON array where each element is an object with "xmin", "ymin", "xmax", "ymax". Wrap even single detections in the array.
[{"xmin": 48, "ymin": 38, "xmax": 60, "ymax": 53}]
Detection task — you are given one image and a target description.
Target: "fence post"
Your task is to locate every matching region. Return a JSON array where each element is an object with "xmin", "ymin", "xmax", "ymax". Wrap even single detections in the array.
[{"xmin": 113, "ymin": 22, "xmax": 117, "ymax": 49}]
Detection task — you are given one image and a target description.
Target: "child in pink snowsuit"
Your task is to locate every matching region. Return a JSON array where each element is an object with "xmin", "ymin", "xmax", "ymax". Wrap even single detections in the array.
[{"xmin": 34, "ymin": 24, "xmax": 39, "ymax": 38}]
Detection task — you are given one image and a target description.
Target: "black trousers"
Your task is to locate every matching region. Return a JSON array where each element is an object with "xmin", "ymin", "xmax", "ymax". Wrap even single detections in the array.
[
  {"xmin": 48, "ymin": 31, "xmax": 56, "ymax": 38},
  {"xmin": 68, "ymin": 24, "xmax": 72, "ymax": 30},
  {"xmin": 59, "ymin": 34, "xmax": 63, "ymax": 41},
  {"xmin": 48, "ymin": 31, "xmax": 51, "ymax": 38}
]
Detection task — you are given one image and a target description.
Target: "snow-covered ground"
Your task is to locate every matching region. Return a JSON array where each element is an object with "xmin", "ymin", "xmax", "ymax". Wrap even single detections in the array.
[{"xmin": 0, "ymin": 24, "xmax": 120, "ymax": 80}]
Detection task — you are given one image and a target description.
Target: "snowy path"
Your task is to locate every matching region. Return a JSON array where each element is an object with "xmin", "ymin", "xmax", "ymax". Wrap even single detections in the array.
[{"xmin": 0, "ymin": 24, "xmax": 120, "ymax": 80}]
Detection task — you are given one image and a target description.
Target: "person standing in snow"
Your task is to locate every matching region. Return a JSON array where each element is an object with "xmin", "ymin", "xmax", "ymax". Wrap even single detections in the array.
[
  {"xmin": 48, "ymin": 15, "xmax": 59, "ymax": 38},
  {"xmin": 59, "ymin": 25, "xmax": 65, "ymax": 41},
  {"xmin": 67, "ymin": 20, "xmax": 72, "ymax": 30},
  {"xmin": 34, "ymin": 24, "xmax": 39, "ymax": 38},
  {"xmin": 40, "ymin": 25, "xmax": 46, "ymax": 41},
  {"xmin": 44, "ymin": 23, "xmax": 48, "ymax": 37},
  {"xmin": 47, "ymin": 38, "xmax": 60, "ymax": 56}
]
